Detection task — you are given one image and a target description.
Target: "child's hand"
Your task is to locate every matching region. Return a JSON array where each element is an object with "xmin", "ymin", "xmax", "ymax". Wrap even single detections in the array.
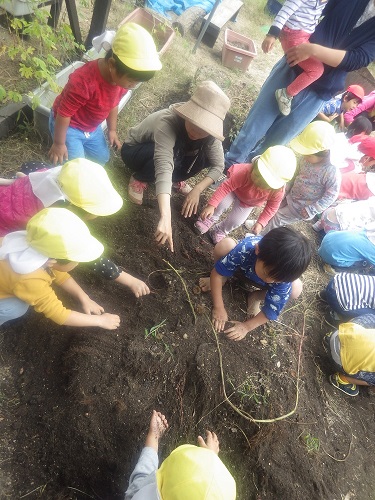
[
  {"xmin": 107, "ymin": 130, "xmax": 122, "ymax": 150},
  {"xmin": 248, "ymin": 222, "xmax": 263, "ymax": 235},
  {"xmin": 80, "ymin": 297, "xmax": 105, "ymax": 315},
  {"xmin": 200, "ymin": 204, "xmax": 215, "ymax": 220},
  {"xmin": 98, "ymin": 313, "xmax": 120, "ymax": 330},
  {"xmin": 212, "ymin": 306, "xmax": 228, "ymax": 332},
  {"xmin": 48, "ymin": 143, "xmax": 68, "ymax": 165},
  {"xmin": 224, "ymin": 321, "xmax": 248, "ymax": 341},
  {"xmin": 262, "ymin": 35, "xmax": 276, "ymax": 53}
]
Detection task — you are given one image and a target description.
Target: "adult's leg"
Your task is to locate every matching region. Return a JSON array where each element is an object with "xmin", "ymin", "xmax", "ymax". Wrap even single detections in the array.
[
  {"xmin": 215, "ymin": 197, "xmax": 254, "ymax": 234},
  {"xmin": 225, "ymin": 57, "xmax": 324, "ymax": 166},
  {"xmin": 121, "ymin": 143, "xmax": 156, "ymax": 183},
  {"xmin": 0, "ymin": 297, "xmax": 29, "ymax": 326},
  {"xmin": 83, "ymin": 126, "xmax": 110, "ymax": 166}
]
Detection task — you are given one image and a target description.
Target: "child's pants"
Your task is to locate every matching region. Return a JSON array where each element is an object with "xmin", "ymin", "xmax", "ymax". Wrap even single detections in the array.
[
  {"xmin": 212, "ymin": 192, "xmax": 254, "ymax": 235},
  {"xmin": 49, "ymin": 112, "xmax": 110, "ymax": 166},
  {"xmin": 261, "ymin": 205, "xmax": 304, "ymax": 234},
  {"xmin": 0, "ymin": 297, "xmax": 29, "ymax": 326},
  {"xmin": 280, "ymin": 27, "xmax": 324, "ymax": 97}
]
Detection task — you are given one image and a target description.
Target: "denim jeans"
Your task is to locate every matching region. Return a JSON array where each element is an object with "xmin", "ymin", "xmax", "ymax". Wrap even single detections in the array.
[
  {"xmin": 0, "ymin": 297, "xmax": 29, "ymax": 326},
  {"xmin": 49, "ymin": 112, "xmax": 109, "ymax": 165},
  {"xmin": 225, "ymin": 56, "xmax": 325, "ymax": 166}
]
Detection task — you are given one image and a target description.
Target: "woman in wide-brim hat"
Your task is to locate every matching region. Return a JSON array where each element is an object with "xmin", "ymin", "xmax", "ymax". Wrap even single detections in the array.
[{"xmin": 121, "ymin": 80, "xmax": 231, "ymax": 252}]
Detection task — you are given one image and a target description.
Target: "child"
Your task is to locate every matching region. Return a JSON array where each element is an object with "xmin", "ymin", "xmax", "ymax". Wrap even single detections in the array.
[
  {"xmin": 316, "ymin": 84, "xmax": 364, "ymax": 131},
  {"xmin": 323, "ymin": 314, "xmax": 375, "ymax": 397},
  {"xmin": 194, "ymin": 145, "xmax": 296, "ymax": 243},
  {"xmin": 318, "ymin": 228, "xmax": 375, "ymax": 271},
  {"xmin": 0, "ymin": 208, "xmax": 120, "ymax": 329},
  {"xmin": 262, "ymin": 0, "xmax": 328, "ymax": 116},
  {"xmin": 199, "ymin": 227, "xmax": 312, "ymax": 341},
  {"xmin": 121, "ymin": 80, "xmax": 231, "ymax": 252},
  {"xmin": 125, "ymin": 410, "xmax": 236, "ymax": 499},
  {"xmin": 262, "ymin": 121, "xmax": 339, "ymax": 234},
  {"xmin": 319, "ymin": 273, "xmax": 375, "ymax": 319},
  {"xmin": 0, "ymin": 158, "xmax": 149, "ymax": 298},
  {"xmin": 48, "ymin": 23, "xmax": 162, "ymax": 166},
  {"xmin": 344, "ymin": 89, "xmax": 375, "ymax": 130},
  {"xmin": 315, "ymin": 198, "xmax": 375, "ymax": 235}
]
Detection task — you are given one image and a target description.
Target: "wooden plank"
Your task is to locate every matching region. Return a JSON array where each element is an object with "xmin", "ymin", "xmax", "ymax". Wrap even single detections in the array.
[
  {"xmin": 65, "ymin": 0, "xmax": 82, "ymax": 45},
  {"xmin": 85, "ymin": 0, "xmax": 112, "ymax": 49},
  {"xmin": 203, "ymin": 0, "xmax": 243, "ymax": 29}
]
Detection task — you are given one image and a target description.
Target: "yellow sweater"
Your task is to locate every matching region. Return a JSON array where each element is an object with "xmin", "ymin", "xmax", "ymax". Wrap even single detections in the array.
[{"xmin": 0, "ymin": 260, "xmax": 71, "ymax": 325}]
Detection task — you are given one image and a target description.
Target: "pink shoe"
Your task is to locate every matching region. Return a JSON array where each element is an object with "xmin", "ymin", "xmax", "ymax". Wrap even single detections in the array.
[
  {"xmin": 128, "ymin": 175, "xmax": 148, "ymax": 205},
  {"xmin": 208, "ymin": 227, "xmax": 226, "ymax": 244},
  {"xmin": 194, "ymin": 216, "xmax": 215, "ymax": 234},
  {"xmin": 172, "ymin": 181, "xmax": 192, "ymax": 195}
]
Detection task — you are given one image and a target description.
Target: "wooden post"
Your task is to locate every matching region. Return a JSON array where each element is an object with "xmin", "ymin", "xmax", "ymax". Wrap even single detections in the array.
[
  {"xmin": 85, "ymin": 0, "xmax": 113, "ymax": 50},
  {"xmin": 65, "ymin": 0, "xmax": 82, "ymax": 45}
]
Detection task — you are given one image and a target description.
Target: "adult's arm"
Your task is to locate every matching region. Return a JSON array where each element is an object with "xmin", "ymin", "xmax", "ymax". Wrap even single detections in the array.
[
  {"xmin": 286, "ymin": 43, "xmax": 346, "ymax": 68},
  {"xmin": 155, "ymin": 193, "xmax": 173, "ymax": 252}
]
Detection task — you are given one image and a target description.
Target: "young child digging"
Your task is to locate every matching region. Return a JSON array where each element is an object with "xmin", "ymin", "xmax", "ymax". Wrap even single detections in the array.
[
  {"xmin": 194, "ymin": 145, "xmax": 296, "ymax": 243},
  {"xmin": 199, "ymin": 227, "xmax": 312, "ymax": 341},
  {"xmin": 262, "ymin": 121, "xmax": 339, "ymax": 234},
  {"xmin": 49, "ymin": 23, "xmax": 162, "ymax": 165},
  {"xmin": 0, "ymin": 208, "xmax": 120, "ymax": 330},
  {"xmin": 316, "ymin": 84, "xmax": 364, "ymax": 131},
  {"xmin": 125, "ymin": 410, "xmax": 236, "ymax": 499},
  {"xmin": 262, "ymin": 0, "xmax": 328, "ymax": 116}
]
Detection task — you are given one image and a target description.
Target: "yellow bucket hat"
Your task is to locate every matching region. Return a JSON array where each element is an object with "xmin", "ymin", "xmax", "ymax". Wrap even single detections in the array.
[
  {"xmin": 257, "ymin": 145, "xmax": 297, "ymax": 189},
  {"xmin": 58, "ymin": 159, "xmax": 123, "ymax": 216},
  {"xmin": 112, "ymin": 22, "xmax": 162, "ymax": 71},
  {"xmin": 26, "ymin": 208, "xmax": 104, "ymax": 262},
  {"xmin": 156, "ymin": 444, "xmax": 236, "ymax": 499},
  {"xmin": 289, "ymin": 122, "xmax": 336, "ymax": 155}
]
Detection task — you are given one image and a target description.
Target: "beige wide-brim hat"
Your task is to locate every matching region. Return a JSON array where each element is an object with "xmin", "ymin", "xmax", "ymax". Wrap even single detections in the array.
[{"xmin": 174, "ymin": 80, "xmax": 231, "ymax": 141}]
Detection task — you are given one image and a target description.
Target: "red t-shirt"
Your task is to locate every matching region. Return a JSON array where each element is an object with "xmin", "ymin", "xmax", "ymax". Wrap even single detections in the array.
[{"xmin": 52, "ymin": 60, "xmax": 127, "ymax": 132}]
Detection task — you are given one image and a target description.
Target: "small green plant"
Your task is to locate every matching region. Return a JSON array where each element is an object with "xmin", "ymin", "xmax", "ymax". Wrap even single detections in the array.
[
  {"xmin": 0, "ymin": 3, "xmax": 84, "ymax": 105},
  {"xmin": 301, "ymin": 433, "xmax": 320, "ymax": 454},
  {"xmin": 228, "ymin": 374, "xmax": 270, "ymax": 406},
  {"xmin": 144, "ymin": 318, "xmax": 167, "ymax": 339}
]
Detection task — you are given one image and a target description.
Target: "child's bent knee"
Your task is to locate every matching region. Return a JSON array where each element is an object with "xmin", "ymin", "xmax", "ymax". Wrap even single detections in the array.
[
  {"xmin": 213, "ymin": 237, "xmax": 237, "ymax": 260},
  {"xmin": 291, "ymin": 279, "xmax": 303, "ymax": 299}
]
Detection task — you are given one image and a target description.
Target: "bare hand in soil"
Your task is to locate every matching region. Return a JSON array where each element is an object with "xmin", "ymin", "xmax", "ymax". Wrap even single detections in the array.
[
  {"xmin": 80, "ymin": 297, "xmax": 105, "ymax": 315},
  {"xmin": 212, "ymin": 306, "xmax": 228, "ymax": 331},
  {"xmin": 262, "ymin": 35, "xmax": 276, "ymax": 53},
  {"xmin": 286, "ymin": 42, "xmax": 314, "ymax": 67},
  {"xmin": 155, "ymin": 217, "xmax": 174, "ymax": 252},
  {"xmin": 99, "ymin": 313, "xmax": 120, "ymax": 330},
  {"xmin": 48, "ymin": 142, "xmax": 68, "ymax": 165},
  {"xmin": 116, "ymin": 272, "xmax": 150, "ymax": 297},
  {"xmin": 200, "ymin": 204, "xmax": 215, "ymax": 220},
  {"xmin": 181, "ymin": 187, "xmax": 200, "ymax": 218},
  {"xmin": 199, "ymin": 277, "xmax": 211, "ymax": 292},
  {"xmin": 197, "ymin": 430, "xmax": 220, "ymax": 455},
  {"xmin": 225, "ymin": 321, "xmax": 248, "ymax": 341},
  {"xmin": 145, "ymin": 410, "xmax": 169, "ymax": 452}
]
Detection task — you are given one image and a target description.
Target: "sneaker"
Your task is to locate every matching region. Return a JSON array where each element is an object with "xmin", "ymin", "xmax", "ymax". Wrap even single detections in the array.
[
  {"xmin": 244, "ymin": 219, "xmax": 257, "ymax": 231},
  {"xmin": 329, "ymin": 373, "xmax": 359, "ymax": 397},
  {"xmin": 172, "ymin": 181, "xmax": 192, "ymax": 195},
  {"xmin": 275, "ymin": 88, "xmax": 293, "ymax": 116},
  {"xmin": 128, "ymin": 176, "xmax": 148, "ymax": 205},
  {"xmin": 322, "ymin": 331, "xmax": 334, "ymax": 353},
  {"xmin": 317, "ymin": 290, "xmax": 328, "ymax": 303},
  {"xmin": 195, "ymin": 217, "xmax": 215, "ymax": 234},
  {"xmin": 208, "ymin": 227, "xmax": 226, "ymax": 244}
]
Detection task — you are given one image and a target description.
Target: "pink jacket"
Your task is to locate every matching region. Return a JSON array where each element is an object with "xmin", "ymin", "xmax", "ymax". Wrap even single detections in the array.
[
  {"xmin": 208, "ymin": 163, "xmax": 285, "ymax": 227},
  {"xmin": 344, "ymin": 90, "xmax": 375, "ymax": 125},
  {"xmin": 0, "ymin": 176, "xmax": 43, "ymax": 236}
]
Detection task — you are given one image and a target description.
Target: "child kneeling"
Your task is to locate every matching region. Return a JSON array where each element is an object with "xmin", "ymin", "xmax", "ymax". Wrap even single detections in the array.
[
  {"xmin": 0, "ymin": 208, "xmax": 120, "ymax": 330},
  {"xmin": 200, "ymin": 227, "xmax": 312, "ymax": 340}
]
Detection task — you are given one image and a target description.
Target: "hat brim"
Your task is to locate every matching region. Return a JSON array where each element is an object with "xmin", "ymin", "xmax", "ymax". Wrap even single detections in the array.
[
  {"xmin": 289, "ymin": 137, "xmax": 318, "ymax": 156},
  {"xmin": 118, "ymin": 55, "xmax": 162, "ymax": 71},
  {"xmin": 174, "ymin": 103, "xmax": 224, "ymax": 141},
  {"xmin": 61, "ymin": 237, "xmax": 104, "ymax": 263},
  {"xmin": 257, "ymin": 158, "xmax": 284, "ymax": 189},
  {"xmin": 79, "ymin": 191, "xmax": 124, "ymax": 216}
]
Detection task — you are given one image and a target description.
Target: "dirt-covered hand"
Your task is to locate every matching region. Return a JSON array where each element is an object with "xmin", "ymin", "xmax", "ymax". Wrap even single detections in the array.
[
  {"xmin": 197, "ymin": 430, "xmax": 220, "ymax": 455},
  {"xmin": 155, "ymin": 216, "xmax": 174, "ymax": 252},
  {"xmin": 98, "ymin": 313, "xmax": 120, "ymax": 330},
  {"xmin": 224, "ymin": 321, "xmax": 248, "ymax": 341},
  {"xmin": 181, "ymin": 186, "xmax": 201, "ymax": 218},
  {"xmin": 48, "ymin": 143, "xmax": 68, "ymax": 165},
  {"xmin": 81, "ymin": 297, "xmax": 104, "ymax": 315},
  {"xmin": 212, "ymin": 306, "xmax": 228, "ymax": 332}
]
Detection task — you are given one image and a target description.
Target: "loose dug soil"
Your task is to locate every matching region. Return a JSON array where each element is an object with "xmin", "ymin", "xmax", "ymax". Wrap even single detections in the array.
[{"xmin": 0, "ymin": 180, "xmax": 375, "ymax": 499}]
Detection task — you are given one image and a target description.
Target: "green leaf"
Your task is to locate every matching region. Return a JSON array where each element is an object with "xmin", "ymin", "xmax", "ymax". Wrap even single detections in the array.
[{"xmin": 19, "ymin": 64, "xmax": 34, "ymax": 79}]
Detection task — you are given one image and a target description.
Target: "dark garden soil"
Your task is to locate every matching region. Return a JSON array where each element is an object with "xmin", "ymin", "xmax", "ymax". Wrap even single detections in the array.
[{"xmin": 1, "ymin": 181, "xmax": 375, "ymax": 499}]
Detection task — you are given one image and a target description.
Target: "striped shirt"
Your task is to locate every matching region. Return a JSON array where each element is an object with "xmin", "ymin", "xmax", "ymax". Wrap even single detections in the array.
[
  {"xmin": 334, "ymin": 273, "xmax": 375, "ymax": 311},
  {"xmin": 269, "ymin": 0, "xmax": 328, "ymax": 37}
]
